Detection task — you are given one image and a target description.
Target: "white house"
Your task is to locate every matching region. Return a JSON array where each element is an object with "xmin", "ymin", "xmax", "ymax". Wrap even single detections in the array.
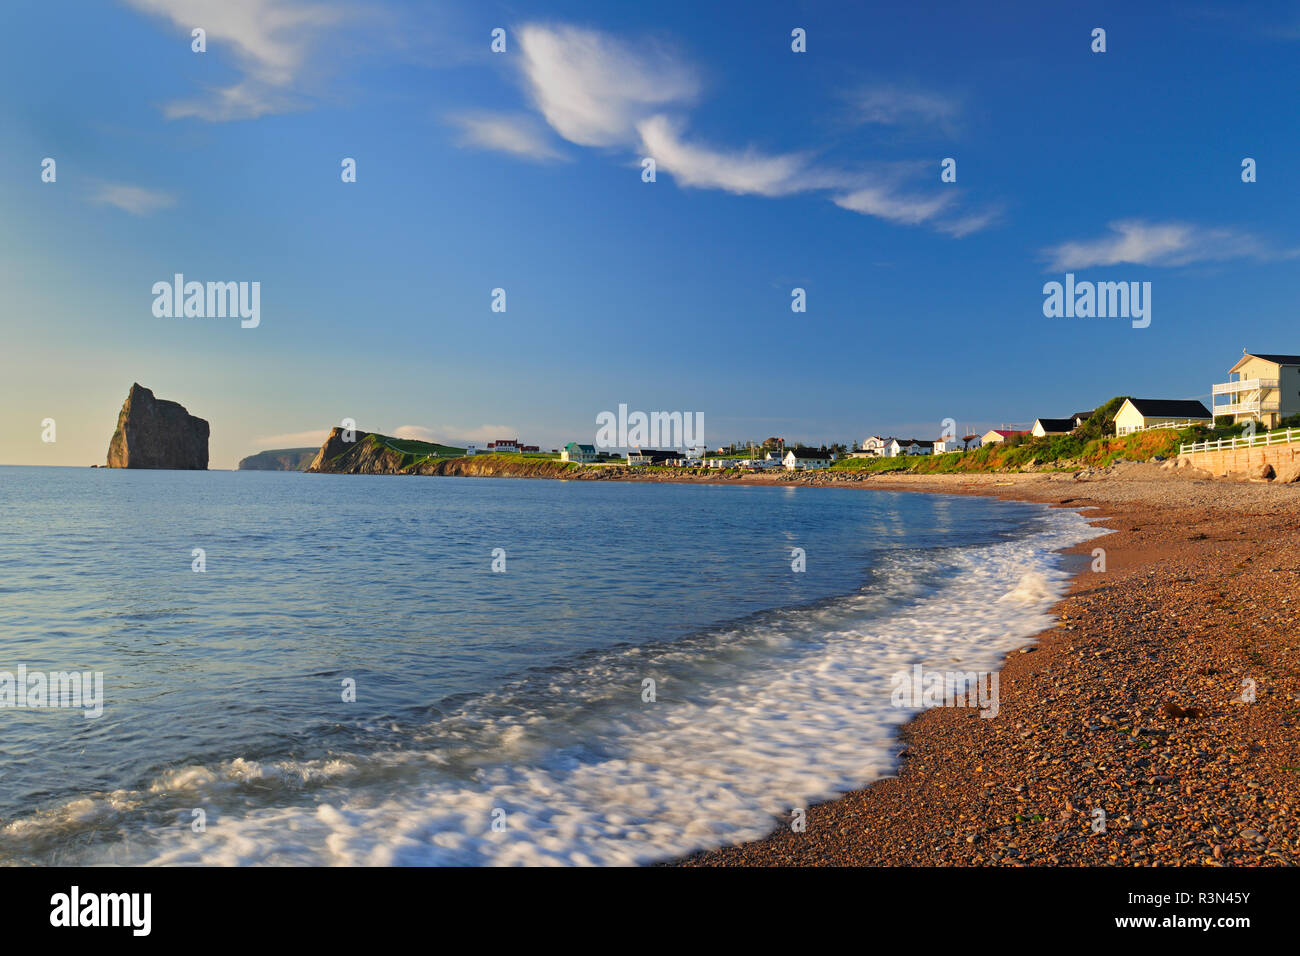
[
  {"xmin": 1031, "ymin": 418, "xmax": 1075, "ymax": 437},
  {"xmin": 561, "ymin": 442, "xmax": 598, "ymax": 463},
  {"xmin": 882, "ymin": 438, "xmax": 932, "ymax": 457},
  {"xmin": 1112, "ymin": 399, "xmax": 1212, "ymax": 436},
  {"xmin": 628, "ymin": 449, "xmax": 681, "ymax": 466},
  {"xmin": 487, "ymin": 439, "xmax": 521, "ymax": 454},
  {"xmin": 981, "ymin": 429, "xmax": 1030, "ymax": 445},
  {"xmin": 1211, "ymin": 351, "xmax": 1300, "ymax": 428},
  {"xmin": 783, "ymin": 448, "xmax": 834, "ymax": 470},
  {"xmin": 463, "ymin": 442, "xmax": 481, "ymax": 456},
  {"xmin": 933, "ymin": 438, "xmax": 967, "ymax": 454}
]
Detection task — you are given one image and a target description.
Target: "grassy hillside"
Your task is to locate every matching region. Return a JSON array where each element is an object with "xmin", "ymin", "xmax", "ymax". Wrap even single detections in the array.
[{"xmin": 830, "ymin": 426, "xmax": 1199, "ymax": 475}]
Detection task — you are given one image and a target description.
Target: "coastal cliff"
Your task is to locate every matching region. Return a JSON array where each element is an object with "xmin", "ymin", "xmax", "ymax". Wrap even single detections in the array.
[
  {"xmin": 238, "ymin": 448, "xmax": 318, "ymax": 471},
  {"xmin": 105, "ymin": 383, "xmax": 209, "ymax": 469},
  {"xmin": 307, "ymin": 428, "xmax": 614, "ymax": 478}
]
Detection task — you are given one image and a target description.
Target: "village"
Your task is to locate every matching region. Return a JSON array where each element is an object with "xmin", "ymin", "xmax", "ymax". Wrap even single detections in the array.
[{"xmin": 461, "ymin": 350, "xmax": 1300, "ymax": 472}]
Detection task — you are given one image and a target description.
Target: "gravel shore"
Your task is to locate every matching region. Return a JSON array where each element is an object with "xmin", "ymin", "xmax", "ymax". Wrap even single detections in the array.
[{"xmin": 676, "ymin": 467, "xmax": 1300, "ymax": 866}]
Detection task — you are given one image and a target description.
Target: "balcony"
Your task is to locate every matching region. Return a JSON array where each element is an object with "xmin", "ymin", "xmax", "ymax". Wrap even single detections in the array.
[{"xmin": 1211, "ymin": 378, "xmax": 1279, "ymax": 417}]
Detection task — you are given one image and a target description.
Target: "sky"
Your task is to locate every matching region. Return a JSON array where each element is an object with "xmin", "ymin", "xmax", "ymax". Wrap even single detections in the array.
[{"xmin": 3, "ymin": 0, "xmax": 1300, "ymax": 468}]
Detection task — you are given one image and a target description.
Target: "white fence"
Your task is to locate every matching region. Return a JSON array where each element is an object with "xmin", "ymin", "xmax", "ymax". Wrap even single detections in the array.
[
  {"xmin": 1117, "ymin": 419, "xmax": 1207, "ymax": 437},
  {"xmin": 1180, "ymin": 426, "xmax": 1300, "ymax": 455}
]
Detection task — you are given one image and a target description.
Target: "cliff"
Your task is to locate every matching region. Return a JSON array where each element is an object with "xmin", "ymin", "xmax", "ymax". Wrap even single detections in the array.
[
  {"xmin": 105, "ymin": 383, "xmax": 209, "ymax": 469},
  {"xmin": 237, "ymin": 448, "xmax": 318, "ymax": 471},
  {"xmin": 307, "ymin": 428, "xmax": 609, "ymax": 479}
]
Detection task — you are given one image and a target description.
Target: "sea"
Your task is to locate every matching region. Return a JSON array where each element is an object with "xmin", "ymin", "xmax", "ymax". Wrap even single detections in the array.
[{"xmin": 0, "ymin": 466, "xmax": 1100, "ymax": 865}]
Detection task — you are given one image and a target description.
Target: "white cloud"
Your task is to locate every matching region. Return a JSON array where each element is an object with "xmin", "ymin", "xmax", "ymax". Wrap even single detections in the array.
[
  {"xmin": 516, "ymin": 24, "xmax": 698, "ymax": 147},
  {"xmin": 832, "ymin": 184, "xmax": 953, "ymax": 226},
  {"xmin": 447, "ymin": 112, "xmax": 568, "ymax": 162},
  {"xmin": 849, "ymin": 85, "xmax": 962, "ymax": 133},
  {"xmin": 90, "ymin": 183, "xmax": 176, "ymax": 216},
  {"xmin": 934, "ymin": 206, "xmax": 1003, "ymax": 238},
  {"xmin": 1042, "ymin": 219, "xmax": 1289, "ymax": 270},
  {"xmin": 636, "ymin": 116, "xmax": 813, "ymax": 197},
  {"xmin": 500, "ymin": 22, "xmax": 994, "ymax": 236},
  {"xmin": 124, "ymin": 0, "xmax": 350, "ymax": 121}
]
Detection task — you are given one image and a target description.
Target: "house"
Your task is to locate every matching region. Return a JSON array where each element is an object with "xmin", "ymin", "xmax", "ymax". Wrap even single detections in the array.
[
  {"xmin": 1112, "ymin": 398, "xmax": 1212, "ymax": 436},
  {"xmin": 1211, "ymin": 351, "xmax": 1300, "ymax": 428},
  {"xmin": 706, "ymin": 457, "xmax": 744, "ymax": 468},
  {"xmin": 561, "ymin": 442, "xmax": 598, "ymax": 463},
  {"xmin": 627, "ymin": 448, "xmax": 680, "ymax": 466},
  {"xmin": 783, "ymin": 447, "xmax": 834, "ymax": 470},
  {"xmin": 487, "ymin": 439, "xmax": 521, "ymax": 454},
  {"xmin": 858, "ymin": 436, "xmax": 888, "ymax": 457},
  {"xmin": 520, "ymin": 444, "xmax": 540, "ymax": 453},
  {"xmin": 981, "ymin": 429, "xmax": 1030, "ymax": 445},
  {"xmin": 933, "ymin": 438, "xmax": 967, "ymax": 453},
  {"xmin": 1031, "ymin": 417, "xmax": 1076, "ymax": 437},
  {"xmin": 1071, "ymin": 411, "xmax": 1094, "ymax": 428},
  {"xmin": 463, "ymin": 442, "xmax": 481, "ymax": 456}
]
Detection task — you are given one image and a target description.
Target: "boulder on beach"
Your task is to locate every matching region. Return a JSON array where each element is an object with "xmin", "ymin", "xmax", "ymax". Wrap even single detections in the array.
[
  {"xmin": 105, "ymin": 383, "xmax": 209, "ymax": 469},
  {"xmin": 1274, "ymin": 461, "xmax": 1300, "ymax": 484}
]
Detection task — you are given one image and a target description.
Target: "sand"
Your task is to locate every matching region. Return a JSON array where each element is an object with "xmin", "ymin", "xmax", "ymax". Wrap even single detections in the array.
[{"xmin": 674, "ymin": 467, "xmax": 1300, "ymax": 866}]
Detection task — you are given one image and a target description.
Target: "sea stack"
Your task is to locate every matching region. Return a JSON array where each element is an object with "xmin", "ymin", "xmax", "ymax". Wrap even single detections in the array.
[{"xmin": 105, "ymin": 383, "xmax": 210, "ymax": 469}]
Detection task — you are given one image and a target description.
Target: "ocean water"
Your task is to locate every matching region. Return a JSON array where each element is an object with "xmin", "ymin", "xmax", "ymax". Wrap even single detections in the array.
[{"xmin": 0, "ymin": 466, "xmax": 1099, "ymax": 865}]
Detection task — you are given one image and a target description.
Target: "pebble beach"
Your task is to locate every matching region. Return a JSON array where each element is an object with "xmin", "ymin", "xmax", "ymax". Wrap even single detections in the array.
[{"xmin": 677, "ymin": 465, "xmax": 1300, "ymax": 866}]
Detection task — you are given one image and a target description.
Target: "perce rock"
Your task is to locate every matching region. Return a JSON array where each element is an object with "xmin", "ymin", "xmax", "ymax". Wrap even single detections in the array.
[{"xmin": 105, "ymin": 383, "xmax": 209, "ymax": 469}]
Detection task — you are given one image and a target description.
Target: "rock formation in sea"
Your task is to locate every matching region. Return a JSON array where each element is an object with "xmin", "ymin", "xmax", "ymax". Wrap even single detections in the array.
[{"xmin": 105, "ymin": 383, "xmax": 209, "ymax": 469}]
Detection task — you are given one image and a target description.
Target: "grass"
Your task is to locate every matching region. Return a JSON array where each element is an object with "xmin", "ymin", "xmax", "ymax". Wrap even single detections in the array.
[{"xmin": 828, "ymin": 425, "xmax": 1206, "ymax": 475}]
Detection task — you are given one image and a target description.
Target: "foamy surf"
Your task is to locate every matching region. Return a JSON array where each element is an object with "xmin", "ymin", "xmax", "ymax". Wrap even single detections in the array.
[{"xmin": 1, "ymin": 505, "xmax": 1103, "ymax": 866}]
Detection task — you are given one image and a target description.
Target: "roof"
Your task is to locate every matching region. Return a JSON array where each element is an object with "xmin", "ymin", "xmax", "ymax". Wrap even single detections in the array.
[
  {"xmin": 564, "ymin": 442, "xmax": 596, "ymax": 453},
  {"xmin": 984, "ymin": 429, "xmax": 1029, "ymax": 438},
  {"xmin": 1233, "ymin": 352, "xmax": 1300, "ymax": 371},
  {"xmin": 629, "ymin": 448, "xmax": 680, "ymax": 459},
  {"xmin": 787, "ymin": 447, "xmax": 832, "ymax": 458},
  {"xmin": 1120, "ymin": 398, "xmax": 1211, "ymax": 419},
  {"xmin": 1035, "ymin": 418, "xmax": 1076, "ymax": 431},
  {"xmin": 1070, "ymin": 410, "xmax": 1094, "ymax": 421}
]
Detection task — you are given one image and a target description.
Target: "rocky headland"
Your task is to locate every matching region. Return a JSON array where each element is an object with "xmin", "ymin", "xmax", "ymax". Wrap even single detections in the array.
[
  {"xmin": 238, "ymin": 448, "xmax": 318, "ymax": 471},
  {"xmin": 105, "ymin": 383, "xmax": 209, "ymax": 470}
]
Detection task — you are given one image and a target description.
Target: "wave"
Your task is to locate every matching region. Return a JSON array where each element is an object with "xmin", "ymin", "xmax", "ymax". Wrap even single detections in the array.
[{"xmin": 0, "ymin": 506, "xmax": 1103, "ymax": 866}]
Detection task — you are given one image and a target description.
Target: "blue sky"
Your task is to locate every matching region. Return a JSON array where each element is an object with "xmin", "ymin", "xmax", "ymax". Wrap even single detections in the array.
[{"xmin": 3, "ymin": 0, "xmax": 1300, "ymax": 467}]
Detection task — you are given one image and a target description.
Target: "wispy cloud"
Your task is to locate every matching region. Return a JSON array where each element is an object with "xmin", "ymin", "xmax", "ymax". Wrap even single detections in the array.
[
  {"xmin": 123, "ymin": 0, "xmax": 351, "ymax": 121},
  {"xmin": 1042, "ymin": 219, "xmax": 1293, "ymax": 270},
  {"xmin": 504, "ymin": 24, "xmax": 992, "ymax": 236},
  {"xmin": 516, "ymin": 24, "xmax": 698, "ymax": 148},
  {"xmin": 447, "ymin": 111, "xmax": 568, "ymax": 162},
  {"xmin": 848, "ymin": 85, "xmax": 963, "ymax": 134},
  {"xmin": 89, "ymin": 183, "xmax": 176, "ymax": 216},
  {"xmin": 635, "ymin": 116, "xmax": 813, "ymax": 197},
  {"xmin": 832, "ymin": 184, "xmax": 954, "ymax": 226}
]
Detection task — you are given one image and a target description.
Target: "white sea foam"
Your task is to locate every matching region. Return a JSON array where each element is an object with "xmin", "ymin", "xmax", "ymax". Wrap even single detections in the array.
[{"xmin": 1, "ymin": 506, "xmax": 1103, "ymax": 866}]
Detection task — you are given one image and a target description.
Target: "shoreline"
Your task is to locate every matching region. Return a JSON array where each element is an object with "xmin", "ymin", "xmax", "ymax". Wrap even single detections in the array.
[{"xmin": 673, "ymin": 471, "xmax": 1300, "ymax": 866}]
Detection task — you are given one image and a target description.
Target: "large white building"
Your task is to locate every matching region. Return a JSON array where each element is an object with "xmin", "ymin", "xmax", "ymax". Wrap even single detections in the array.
[{"xmin": 1211, "ymin": 351, "xmax": 1300, "ymax": 428}]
